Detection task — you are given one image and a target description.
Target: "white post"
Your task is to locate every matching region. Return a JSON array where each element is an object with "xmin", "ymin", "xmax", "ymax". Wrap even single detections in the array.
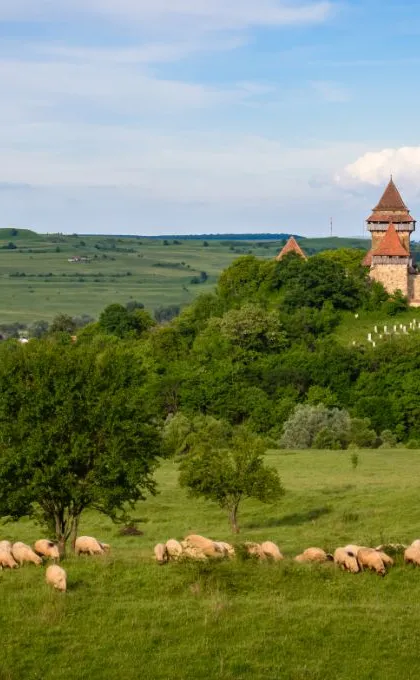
[{"xmin": 368, "ymin": 333, "xmax": 372, "ymax": 341}]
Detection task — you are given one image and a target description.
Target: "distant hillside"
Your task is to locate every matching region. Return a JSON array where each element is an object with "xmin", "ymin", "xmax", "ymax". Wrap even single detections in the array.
[
  {"xmin": 0, "ymin": 228, "xmax": 41, "ymax": 241},
  {"xmin": 301, "ymin": 236, "xmax": 370, "ymax": 254}
]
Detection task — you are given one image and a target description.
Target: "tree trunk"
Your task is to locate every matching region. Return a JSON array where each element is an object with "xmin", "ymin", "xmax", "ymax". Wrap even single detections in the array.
[
  {"xmin": 70, "ymin": 515, "xmax": 80, "ymax": 553},
  {"xmin": 228, "ymin": 503, "xmax": 240, "ymax": 534},
  {"xmin": 57, "ymin": 535, "xmax": 66, "ymax": 559}
]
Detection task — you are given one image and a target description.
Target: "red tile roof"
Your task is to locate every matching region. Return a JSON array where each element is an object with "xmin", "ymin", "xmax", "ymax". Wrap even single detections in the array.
[
  {"xmin": 276, "ymin": 237, "xmax": 307, "ymax": 261},
  {"xmin": 362, "ymin": 250, "xmax": 372, "ymax": 266},
  {"xmin": 373, "ymin": 178, "xmax": 408, "ymax": 211},
  {"xmin": 367, "ymin": 211, "xmax": 414, "ymax": 224},
  {"xmin": 371, "ymin": 224, "xmax": 409, "ymax": 257}
]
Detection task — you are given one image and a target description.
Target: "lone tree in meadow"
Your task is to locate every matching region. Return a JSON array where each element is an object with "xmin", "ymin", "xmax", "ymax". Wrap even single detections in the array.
[
  {"xmin": 178, "ymin": 419, "xmax": 284, "ymax": 533},
  {"xmin": 0, "ymin": 341, "xmax": 162, "ymax": 554}
]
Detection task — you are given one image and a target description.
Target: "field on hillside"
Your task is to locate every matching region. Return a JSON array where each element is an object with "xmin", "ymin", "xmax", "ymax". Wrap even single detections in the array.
[
  {"xmin": 0, "ymin": 229, "xmax": 369, "ymax": 325},
  {"xmin": 2, "ymin": 449, "xmax": 420, "ymax": 680}
]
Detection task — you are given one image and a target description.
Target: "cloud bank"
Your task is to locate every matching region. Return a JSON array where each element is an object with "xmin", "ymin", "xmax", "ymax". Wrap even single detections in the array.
[{"xmin": 336, "ymin": 147, "xmax": 420, "ymax": 190}]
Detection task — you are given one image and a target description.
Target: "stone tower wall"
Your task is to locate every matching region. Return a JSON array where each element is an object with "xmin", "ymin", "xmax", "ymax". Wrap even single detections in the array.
[
  {"xmin": 410, "ymin": 273, "xmax": 420, "ymax": 302},
  {"xmin": 370, "ymin": 264, "xmax": 409, "ymax": 296}
]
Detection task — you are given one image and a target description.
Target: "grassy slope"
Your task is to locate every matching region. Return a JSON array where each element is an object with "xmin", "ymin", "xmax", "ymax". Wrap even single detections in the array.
[
  {"xmin": 0, "ymin": 232, "xmax": 369, "ymax": 325},
  {"xmin": 2, "ymin": 449, "xmax": 420, "ymax": 680},
  {"xmin": 333, "ymin": 308, "xmax": 420, "ymax": 346}
]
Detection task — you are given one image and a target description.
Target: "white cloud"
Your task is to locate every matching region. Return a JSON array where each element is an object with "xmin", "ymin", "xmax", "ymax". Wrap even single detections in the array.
[
  {"xmin": 0, "ymin": 0, "xmax": 335, "ymax": 29},
  {"xmin": 336, "ymin": 146, "xmax": 420, "ymax": 189}
]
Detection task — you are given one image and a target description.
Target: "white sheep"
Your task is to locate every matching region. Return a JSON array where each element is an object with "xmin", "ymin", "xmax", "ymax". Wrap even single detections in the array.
[
  {"xmin": 294, "ymin": 547, "xmax": 332, "ymax": 563},
  {"xmin": 333, "ymin": 547, "xmax": 360, "ymax": 573},
  {"xmin": 357, "ymin": 548, "xmax": 385, "ymax": 576},
  {"xmin": 165, "ymin": 539, "xmax": 183, "ymax": 561},
  {"xmin": 0, "ymin": 549, "xmax": 18, "ymax": 569},
  {"xmin": 154, "ymin": 543, "xmax": 168, "ymax": 564},
  {"xmin": 404, "ymin": 546, "xmax": 420, "ymax": 566},
  {"xmin": 75, "ymin": 536, "xmax": 105, "ymax": 556},
  {"xmin": 46, "ymin": 565, "xmax": 67, "ymax": 592},
  {"xmin": 12, "ymin": 542, "xmax": 42, "ymax": 566},
  {"xmin": 261, "ymin": 541, "xmax": 284, "ymax": 561},
  {"xmin": 410, "ymin": 539, "xmax": 420, "ymax": 551},
  {"xmin": 213, "ymin": 541, "xmax": 235, "ymax": 558},
  {"xmin": 34, "ymin": 539, "xmax": 60, "ymax": 561},
  {"xmin": 0, "ymin": 540, "xmax": 12, "ymax": 553},
  {"xmin": 243, "ymin": 542, "xmax": 266, "ymax": 560},
  {"xmin": 182, "ymin": 535, "xmax": 221, "ymax": 559}
]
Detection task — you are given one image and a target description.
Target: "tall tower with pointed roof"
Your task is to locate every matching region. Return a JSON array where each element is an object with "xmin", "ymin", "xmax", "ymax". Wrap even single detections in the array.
[{"xmin": 364, "ymin": 179, "xmax": 420, "ymax": 303}]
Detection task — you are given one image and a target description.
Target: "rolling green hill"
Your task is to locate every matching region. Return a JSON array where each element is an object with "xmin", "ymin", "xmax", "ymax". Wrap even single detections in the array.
[{"xmin": 0, "ymin": 231, "xmax": 370, "ymax": 325}]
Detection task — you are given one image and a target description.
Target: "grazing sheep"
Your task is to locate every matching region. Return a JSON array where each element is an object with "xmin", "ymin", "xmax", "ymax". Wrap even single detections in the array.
[
  {"xmin": 75, "ymin": 536, "xmax": 105, "ymax": 556},
  {"xmin": 34, "ymin": 539, "xmax": 60, "ymax": 561},
  {"xmin": 243, "ymin": 542, "xmax": 266, "ymax": 560},
  {"xmin": 0, "ymin": 549, "xmax": 18, "ymax": 569},
  {"xmin": 410, "ymin": 539, "xmax": 420, "ymax": 551},
  {"xmin": 12, "ymin": 542, "xmax": 42, "ymax": 566},
  {"xmin": 46, "ymin": 565, "xmax": 67, "ymax": 592},
  {"xmin": 343, "ymin": 544, "xmax": 364, "ymax": 557},
  {"xmin": 182, "ymin": 535, "xmax": 221, "ymax": 559},
  {"xmin": 154, "ymin": 543, "xmax": 168, "ymax": 564},
  {"xmin": 333, "ymin": 548, "xmax": 360, "ymax": 573},
  {"xmin": 404, "ymin": 546, "xmax": 420, "ymax": 566},
  {"xmin": 261, "ymin": 541, "xmax": 284, "ymax": 561},
  {"xmin": 295, "ymin": 547, "xmax": 333, "ymax": 563},
  {"xmin": 165, "ymin": 539, "xmax": 183, "ymax": 561},
  {"xmin": 0, "ymin": 540, "xmax": 12, "ymax": 553},
  {"xmin": 357, "ymin": 548, "xmax": 386, "ymax": 576},
  {"xmin": 213, "ymin": 541, "xmax": 235, "ymax": 558},
  {"xmin": 375, "ymin": 550, "xmax": 394, "ymax": 568}
]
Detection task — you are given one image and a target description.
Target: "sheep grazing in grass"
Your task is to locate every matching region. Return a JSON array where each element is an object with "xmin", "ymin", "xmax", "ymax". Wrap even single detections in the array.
[
  {"xmin": 0, "ymin": 548, "xmax": 18, "ymax": 569},
  {"xmin": 333, "ymin": 548, "xmax": 360, "ymax": 573},
  {"xmin": 154, "ymin": 543, "xmax": 168, "ymax": 564},
  {"xmin": 182, "ymin": 535, "xmax": 222, "ymax": 559},
  {"xmin": 295, "ymin": 548, "xmax": 332, "ymax": 563},
  {"xmin": 404, "ymin": 546, "xmax": 420, "ymax": 566},
  {"xmin": 75, "ymin": 536, "xmax": 106, "ymax": 556},
  {"xmin": 410, "ymin": 539, "xmax": 420, "ymax": 551},
  {"xmin": 357, "ymin": 548, "xmax": 386, "ymax": 576},
  {"xmin": 0, "ymin": 540, "xmax": 12, "ymax": 553},
  {"xmin": 375, "ymin": 550, "xmax": 394, "ymax": 568},
  {"xmin": 165, "ymin": 539, "xmax": 183, "ymax": 561},
  {"xmin": 243, "ymin": 542, "xmax": 266, "ymax": 560},
  {"xmin": 260, "ymin": 541, "xmax": 284, "ymax": 561},
  {"xmin": 12, "ymin": 542, "xmax": 42, "ymax": 567},
  {"xmin": 343, "ymin": 545, "xmax": 364, "ymax": 557},
  {"xmin": 213, "ymin": 541, "xmax": 235, "ymax": 558},
  {"xmin": 46, "ymin": 565, "xmax": 67, "ymax": 592},
  {"xmin": 34, "ymin": 540, "xmax": 60, "ymax": 561},
  {"xmin": 100, "ymin": 542, "xmax": 111, "ymax": 553}
]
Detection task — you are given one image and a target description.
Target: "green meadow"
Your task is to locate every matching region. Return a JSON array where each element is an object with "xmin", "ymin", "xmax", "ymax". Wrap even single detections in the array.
[
  {"xmin": 2, "ymin": 449, "xmax": 420, "ymax": 680},
  {"xmin": 0, "ymin": 229, "xmax": 370, "ymax": 325}
]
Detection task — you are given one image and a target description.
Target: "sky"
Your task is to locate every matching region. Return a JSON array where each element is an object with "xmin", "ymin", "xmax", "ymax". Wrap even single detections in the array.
[{"xmin": 1, "ymin": 0, "xmax": 420, "ymax": 236}]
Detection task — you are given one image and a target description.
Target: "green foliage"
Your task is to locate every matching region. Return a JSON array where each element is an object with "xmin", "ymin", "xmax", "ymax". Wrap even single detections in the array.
[
  {"xmin": 379, "ymin": 430, "xmax": 397, "ymax": 449},
  {"xmin": 0, "ymin": 342, "xmax": 162, "ymax": 552},
  {"xmin": 178, "ymin": 421, "xmax": 283, "ymax": 532},
  {"xmin": 50, "ymin": 313, "xmax": 77, "ymax": 334},
  {"xmin": 99, "ymin": 303, "xmax": 155, "ymax": 338},
  {"xmin": 382, "ymin": 289, "xmax": 409, "ymax": 316},
  {"xmin": 280, "ymin": 404, "xmax": 351, "ymax": 450}
]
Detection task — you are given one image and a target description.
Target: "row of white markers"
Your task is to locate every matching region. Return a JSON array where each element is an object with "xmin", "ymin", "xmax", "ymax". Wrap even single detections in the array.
[{"xmin": 354, "ymin": 319, "xmax": 420, "ymax": 348}]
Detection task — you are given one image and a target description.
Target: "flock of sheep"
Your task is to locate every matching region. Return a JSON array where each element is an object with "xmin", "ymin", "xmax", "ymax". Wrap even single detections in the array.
[
  {"xmin": 154, "ymin": 534, "xmax": 420, "ymax": 576},
  {"xmin": 0, "ymin": 536, "xmax": 110, "ymax": 592},
  {"xmin": 3, "ymin": 532, "xmax": 420, "ymax": 593}
]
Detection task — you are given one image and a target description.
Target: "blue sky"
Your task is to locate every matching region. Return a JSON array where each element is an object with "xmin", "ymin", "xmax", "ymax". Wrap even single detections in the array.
[{"xmin": 1, "ymin": 0, "xmax": 420, "ymax": 236}]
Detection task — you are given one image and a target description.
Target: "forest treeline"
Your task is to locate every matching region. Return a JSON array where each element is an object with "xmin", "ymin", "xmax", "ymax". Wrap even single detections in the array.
[{"xmin": 1, "ymin": 248, "xmax": 417, "ymax": 446}]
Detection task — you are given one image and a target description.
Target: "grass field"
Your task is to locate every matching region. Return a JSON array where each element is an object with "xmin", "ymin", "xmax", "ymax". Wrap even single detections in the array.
[
  {"xmin": 0, "ymin": 229, "xmax": 369, "ymax": 325},
  {"xmin": 2, "ymin": 449, "xmax": 420, "ymax": 680}
]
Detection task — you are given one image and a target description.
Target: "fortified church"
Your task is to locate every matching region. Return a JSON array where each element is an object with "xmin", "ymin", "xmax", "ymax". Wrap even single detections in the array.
[{"xmin": 277, "ymin": 179, "xmax": 420, "ymax": 306}]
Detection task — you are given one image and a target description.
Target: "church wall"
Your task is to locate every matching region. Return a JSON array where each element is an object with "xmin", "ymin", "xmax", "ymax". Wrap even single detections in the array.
[
  {"xmin": 370, "ymin": 264, "xmax": 409, "ymax": 296},
  {"xmin": 410, "ymin": 273, "xmax": 420, "ymax": 303}
]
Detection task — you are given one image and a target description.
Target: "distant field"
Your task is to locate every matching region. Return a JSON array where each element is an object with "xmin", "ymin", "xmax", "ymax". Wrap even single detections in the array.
[
  {"xmin": 0, "ymin": 229, "xmax": 369, "ymax": 324},
  {"xmin": 1, "ymin": 449, "xmax": 420, "ymax": 679}
]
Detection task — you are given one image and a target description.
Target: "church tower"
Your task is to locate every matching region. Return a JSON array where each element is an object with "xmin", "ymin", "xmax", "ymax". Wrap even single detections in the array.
[{"xmin": 363, "ymin": 179, "xmax": 418, "ymax": 301}]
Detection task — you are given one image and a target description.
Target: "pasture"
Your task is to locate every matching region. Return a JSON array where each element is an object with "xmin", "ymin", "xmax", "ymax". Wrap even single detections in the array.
[
  {"xmin": 2, "ymin": 449, "xmax": 420, "ymax": 680},
  {"xmin": 0, "ymin": 229, "xmax": 369, "ymax": 325}
]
